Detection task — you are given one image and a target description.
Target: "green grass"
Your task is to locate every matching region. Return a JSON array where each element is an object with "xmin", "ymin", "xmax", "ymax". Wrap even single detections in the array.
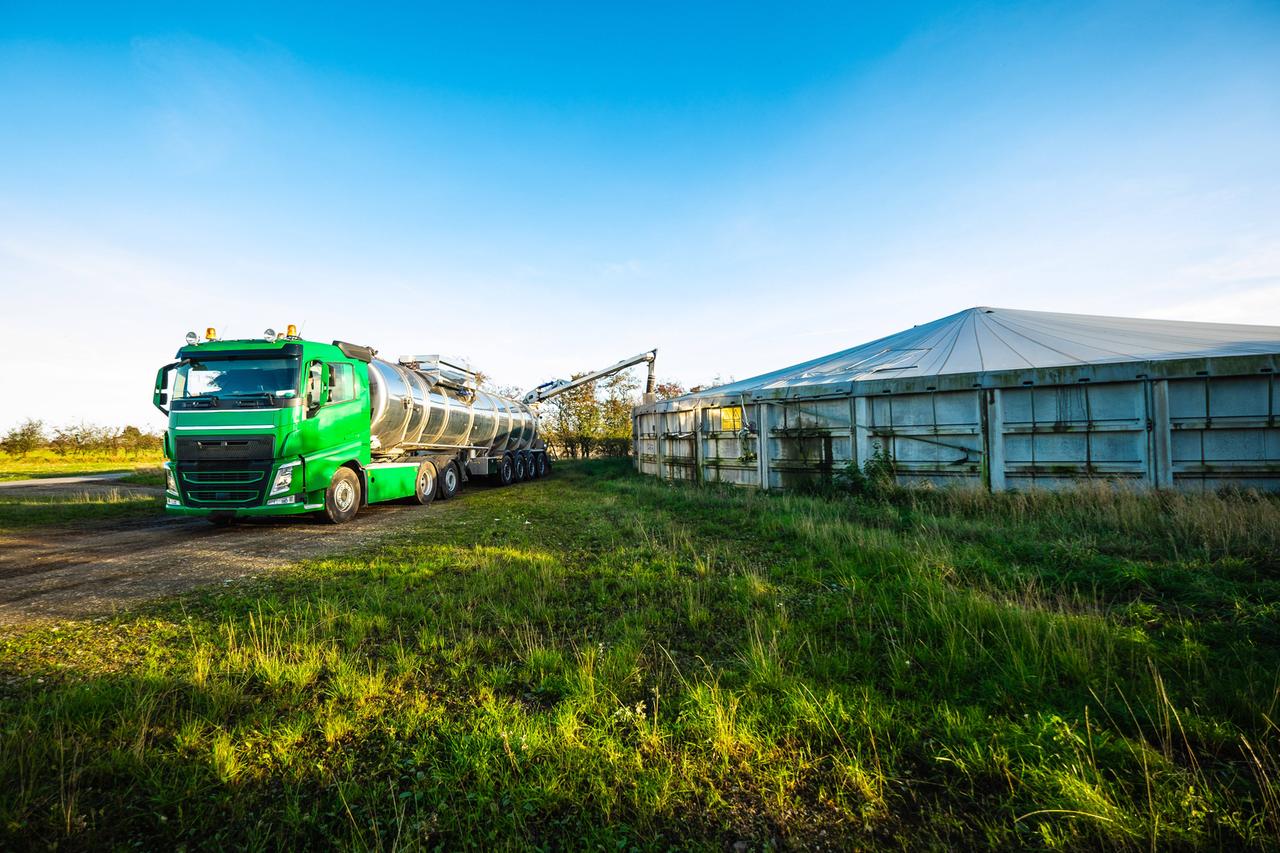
[
  {"xmin": 0, "ymin": 450, "xmax": 164, "ymax": 482},
  {"xmin": 0, "ymin": 489, "xmax": 164, "ymax": 534},
  {"xmin": 1, "ymin": 459, "xmax": 1278, "ymax": 849}
]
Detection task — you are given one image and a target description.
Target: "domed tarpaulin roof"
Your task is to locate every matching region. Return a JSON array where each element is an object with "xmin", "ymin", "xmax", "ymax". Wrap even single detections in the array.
[{"xmin": 684, "ymin": 306, "xmax": 1280, "ymax": 399}]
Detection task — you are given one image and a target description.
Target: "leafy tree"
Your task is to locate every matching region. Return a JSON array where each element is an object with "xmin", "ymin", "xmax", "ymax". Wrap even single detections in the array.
[
  {"xmin": 543, "ymin": 375, "xmax": 601, "ymax": 458},
  {"xmin": 653, "ymin": 380, "xmax": 686, "ymax": 400},
  {"xmin": 119, "ymin": 425, "xmax": 163, "ymax": 458},
  {"xmin": 599, "ymin": 372, "xmax": 639, "ymax": 457},
  {"xmin": 1, "ymin": 419, "xmax": 46, "ymax": 458},
  {"xmin": 535, "ymin": 370, "xmax": 692, "ymax": 459}
]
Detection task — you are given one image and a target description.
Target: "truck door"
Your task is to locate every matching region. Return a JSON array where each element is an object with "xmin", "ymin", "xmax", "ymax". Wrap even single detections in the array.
[{"xmin": 316, "ymin": 361, "xmax": 365, "ymax": 451}]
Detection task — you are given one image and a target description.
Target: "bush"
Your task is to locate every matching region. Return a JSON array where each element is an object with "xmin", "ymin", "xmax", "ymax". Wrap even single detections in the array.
[{"xmin": 833, "ymin": 445, "xmax": 897, "ymax": 496}]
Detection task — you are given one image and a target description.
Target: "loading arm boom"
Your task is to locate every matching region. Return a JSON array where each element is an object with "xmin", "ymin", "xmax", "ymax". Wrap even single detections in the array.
[{"xmin": 523, "ymin": 349, "xmax": 658, "ymax": 404}]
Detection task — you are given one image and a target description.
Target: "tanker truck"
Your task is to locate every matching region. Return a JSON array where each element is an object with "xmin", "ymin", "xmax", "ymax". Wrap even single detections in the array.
[{"xmin": 152, "ymin": 326, "xmax": 656, "ymax": 524}]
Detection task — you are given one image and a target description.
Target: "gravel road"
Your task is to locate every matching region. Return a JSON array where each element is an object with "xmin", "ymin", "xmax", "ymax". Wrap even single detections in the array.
[{"xmin": 0, "ymin": 477, "xmax": 434, "ymax": 628}]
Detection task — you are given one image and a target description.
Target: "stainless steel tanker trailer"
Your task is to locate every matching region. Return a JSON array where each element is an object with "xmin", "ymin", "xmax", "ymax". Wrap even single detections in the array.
[
  {"xmin": 368, "ymin": 347, "xmax": 658, "ymax": 489},
  {"xmin": 153, "ymin": 325, "xmax": 657, "ymax": 523},
  {"xmin": 367, "ymin": 353, "xmax": 544, "ymax": 488}
]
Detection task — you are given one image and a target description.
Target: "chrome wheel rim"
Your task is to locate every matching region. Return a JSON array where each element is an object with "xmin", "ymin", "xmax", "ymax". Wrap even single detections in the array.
[
  {"xmin": 419, "ymin": 468, "xmax": 435, "ymax": 496},
  {"xmin": 334, "ymin": 480, "xmax": 356, "ymax": 512}
]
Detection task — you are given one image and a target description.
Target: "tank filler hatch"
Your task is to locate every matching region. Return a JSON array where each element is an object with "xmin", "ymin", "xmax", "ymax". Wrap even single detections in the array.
[{"xmin": 398, "ymin": 354, "xmax": 479, "ymax": 395}]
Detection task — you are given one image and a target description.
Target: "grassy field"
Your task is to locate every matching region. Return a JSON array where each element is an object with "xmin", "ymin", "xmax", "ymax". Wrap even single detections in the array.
[
  {"xmin": 1, "ymin": 460, "xmax": 1278, "ymax": 849},
  {"xmin": 0, "ymin": 451, "xmax": 165, "ymax": 533},
  {"xmin": 0, "ymin": 450, "xmax": 164, "ymax": 482},
  {"xmin": 0, "ymin": 488, "xmax": 164, "ymax": 534}
]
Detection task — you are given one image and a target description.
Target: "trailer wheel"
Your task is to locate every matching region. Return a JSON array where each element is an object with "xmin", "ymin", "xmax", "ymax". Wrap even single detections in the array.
[
  {"xmin": 323, "ymin": 468, "xmax": 362, "ymax": 524},
  {"xmin": 514, "ymin": 452, "xmax": 528, "ymax": 482},
  {"xmin": 497, "ymin": 454, "xmax": 515, "ymax": 486},
  {"xmin": 527, "ymin": 451, "xmax": 541, "ymax": 479},
  {"xmin": 534, "ymin": 452, "xmax": 548, "ymax": 478},
  {"xmin": 438, "ymin": 461, "xmax": 462, "ymax": 500},
  {"xmin": 411, "ymin": 461, "xmax": 436, "ymax": 506}
]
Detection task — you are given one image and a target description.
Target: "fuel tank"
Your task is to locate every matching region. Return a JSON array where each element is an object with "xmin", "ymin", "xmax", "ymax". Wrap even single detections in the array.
[{"xmin": 366, "ymin": 358, "xmax": 537, "ymax": 457}]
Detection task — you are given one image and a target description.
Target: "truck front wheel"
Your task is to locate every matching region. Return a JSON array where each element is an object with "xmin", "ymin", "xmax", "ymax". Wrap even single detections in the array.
[{"xmin": 323, "ymin": 468, "xmax": 362, "ymax": 524}]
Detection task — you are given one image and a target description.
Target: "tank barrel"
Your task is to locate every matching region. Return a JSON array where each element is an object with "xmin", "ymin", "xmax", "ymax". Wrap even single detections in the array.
[{"xmin": 367, "ymin": 358, "xmax": 537, "ymax": 457}]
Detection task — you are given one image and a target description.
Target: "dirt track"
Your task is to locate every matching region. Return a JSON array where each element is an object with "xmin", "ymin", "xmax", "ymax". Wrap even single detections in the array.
[{"xmin": 0, "ymin": 479, "xmax": 432, "ymax": 628}]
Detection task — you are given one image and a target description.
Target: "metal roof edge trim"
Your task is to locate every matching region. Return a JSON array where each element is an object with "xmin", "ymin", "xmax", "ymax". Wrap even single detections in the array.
[{"xmin": 631, "ymin": 352, "xmax": 1278, "ymax": 414}]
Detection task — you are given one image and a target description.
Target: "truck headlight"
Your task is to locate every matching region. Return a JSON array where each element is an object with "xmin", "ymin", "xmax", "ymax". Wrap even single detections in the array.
[
  {"xmin": 165, "ymin": 466, "xmax": 177, "ymax": 494},
  {"xmin": 270, "ymin": 462, "xmax": 300, "ymax": 495}
]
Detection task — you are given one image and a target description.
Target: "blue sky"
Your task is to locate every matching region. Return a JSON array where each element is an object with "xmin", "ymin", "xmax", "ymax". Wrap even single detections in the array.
[{"xmin": 2, "ymin": 1, "xmax": 1279, "ymax": 429}]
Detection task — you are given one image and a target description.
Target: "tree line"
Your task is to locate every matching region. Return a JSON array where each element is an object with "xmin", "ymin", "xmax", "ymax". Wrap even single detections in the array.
[
  {"xmin": 535, "ymin": 372, "xmax": 686, "ymax": 459},
  {"xmin": 0, "ymin": 419, "xmax": 163, "ymax": 459}
]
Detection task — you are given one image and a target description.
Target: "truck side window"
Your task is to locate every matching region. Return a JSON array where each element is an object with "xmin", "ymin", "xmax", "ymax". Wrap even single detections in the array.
[{"xmin": 328, "ymin": 363, "xmax": 355, "ymax": 403}]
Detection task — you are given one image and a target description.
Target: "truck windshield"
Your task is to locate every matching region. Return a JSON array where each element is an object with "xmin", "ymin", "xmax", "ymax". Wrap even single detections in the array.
[{"xmin": 175, "ymin": 358, "xmax": 300, "ymax": 398}]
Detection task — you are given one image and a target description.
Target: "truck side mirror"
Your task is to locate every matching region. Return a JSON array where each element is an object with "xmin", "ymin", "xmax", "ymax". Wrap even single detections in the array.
[
  {"xmin": 153, "ymin": 363, "xmax": 176, "ymax": 414},
  {"xmin": 306, "ymin": 362, "xmax": 329, "ymax": 412}
]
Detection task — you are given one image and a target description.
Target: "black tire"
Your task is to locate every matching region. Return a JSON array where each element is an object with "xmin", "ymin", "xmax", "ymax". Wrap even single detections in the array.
[
  {"xmin": 526, "ymin": 451, "xmax": 541, "ymax": 479},
  {"xmin": 534, "ymin": 452, "xmax": 548, "ymax": 478},
  {"xmin": 514, "ymin": 452, "xmax": 528, "ymax": 482},
  {"xmin": 411, "ymin": 461, "xmax": 437, "ymax": 506},
  {"xmin": 496, "ymin": 454, "xmax": 515, "ymax": 486},
  {"xmin": 437, "ymin": 460, "xmax": 462, "ymax": 500},
  {"xmin": 323, "ymin": 467, "xmax": 361, "ymax": 524}
]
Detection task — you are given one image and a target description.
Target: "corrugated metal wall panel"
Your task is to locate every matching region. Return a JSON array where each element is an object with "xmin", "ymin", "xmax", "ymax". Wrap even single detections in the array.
[
  {"xmin": 1001, "ymin": 382, "xmax": 1148, "ymax": 489},
  {"xmin": 1169, "ymin": 375, "xmax": 1279, "ymax": 491},
  {"xmin": 633, "ymin": 368, "xmax": 1280, "ymax": 492}
]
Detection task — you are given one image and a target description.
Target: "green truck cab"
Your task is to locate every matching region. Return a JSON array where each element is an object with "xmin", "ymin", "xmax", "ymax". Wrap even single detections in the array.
[{"xmin": 153, "ymin": 330, "xmax": 436, "ymax": 524}]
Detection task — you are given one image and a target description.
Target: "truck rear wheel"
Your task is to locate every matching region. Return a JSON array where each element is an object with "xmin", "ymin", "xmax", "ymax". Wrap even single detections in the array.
[
  {"xmin": 527, "ymin": 451, "xmax": 541, "ymax": 479},
  {"xmin": 323, "ymin": 468, "xmax": 362, "ymax": 524},
  {"xmin": 534, "ymin": 452, "xmax": 548, "ymax": 478},
  {"xmin": 411, "ymin": 461, "xmax": 436, "ymax": 506},
  {"xmin": 514, "ymin": 452, "xmax": 528, "ymax": 482},
  {"xmin": 497, "ymin": 454, "xmax": 515, "ymax": 486},
  {"xmin": 438, "ymin": 460, "xmax": 462, "ymax": 500}
]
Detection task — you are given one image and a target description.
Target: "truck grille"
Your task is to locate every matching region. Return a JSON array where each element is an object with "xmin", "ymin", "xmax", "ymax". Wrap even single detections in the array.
[
  {"xmin": 175, "ymin": 436, "xmax": 275, "ymax": 461},
  {"xmin": 176, "ymin": 460, "xmax": 273, "ymax": 508}
]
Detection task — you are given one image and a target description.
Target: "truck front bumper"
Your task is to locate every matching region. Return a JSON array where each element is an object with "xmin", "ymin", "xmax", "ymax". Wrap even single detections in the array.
[
  {"xmin": 162, "ymin": 489, "xmax": 325, "ymax": 514},
  {"xmin": 165, "ymin": 460, "xmax": 321, "ymax": 517}
]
